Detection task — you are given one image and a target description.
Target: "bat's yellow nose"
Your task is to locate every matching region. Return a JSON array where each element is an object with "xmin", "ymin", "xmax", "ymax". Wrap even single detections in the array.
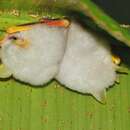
[{"xmin": 7, "ymin": 26, "xmax": 32, "ymax": 34}]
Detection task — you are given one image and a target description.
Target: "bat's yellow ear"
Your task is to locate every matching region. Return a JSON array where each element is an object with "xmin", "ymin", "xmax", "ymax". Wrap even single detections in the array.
[
  {"xmin": 112, "ymin": 55, "xmax": 121, "ymax": 65},
  {"xmin": 6, "ymin": 25, "xmax": 32, "ymax": 34}
]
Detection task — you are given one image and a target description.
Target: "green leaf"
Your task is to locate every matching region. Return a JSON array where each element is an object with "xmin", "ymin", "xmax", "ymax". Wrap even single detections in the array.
[
  {"xmin": 0, "ymin": 74, "xmax": 130, "ymax": 130},
  {"xmin": 78, "ymin": 0, "xmax": 130, "ymax": 47}
]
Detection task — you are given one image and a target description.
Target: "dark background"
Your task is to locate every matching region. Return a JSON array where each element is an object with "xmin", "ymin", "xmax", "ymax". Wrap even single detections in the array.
[
  {"xmin": 93, "ymin": 0, "xmax": 130, "ymax": 24},
  {"xmin": 92, "ymin": 0, "xmax": 130, "ymax": 66}
]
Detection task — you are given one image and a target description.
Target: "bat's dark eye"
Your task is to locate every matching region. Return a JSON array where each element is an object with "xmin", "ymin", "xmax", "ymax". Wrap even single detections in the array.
[{"xmin": 9, "ymin": 36, "xmax": 18, "ymax": 40}]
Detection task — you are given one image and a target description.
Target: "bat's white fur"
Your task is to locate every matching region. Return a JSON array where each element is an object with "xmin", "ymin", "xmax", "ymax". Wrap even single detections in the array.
[
  {"xmin": 1, "ymin": 24, "xmax": 67, "ymax": 85},
  {"xmin": 56, "ymin": 22, "xmax": 116, "ymax": 99},
  {"xmin": 1, "ymin": 22, "xmax": 117, "ymax": 100}
]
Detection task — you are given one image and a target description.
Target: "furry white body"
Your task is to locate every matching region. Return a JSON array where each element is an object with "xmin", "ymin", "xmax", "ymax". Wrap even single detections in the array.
[
  {"xmin": 56, "ymin": 22, "xmax": 116, "ymax": 100},
  {"xmin": 1, "ymin": 24, "xmax": 67, "ymax": 85},
  {"xmin": 0, "ymin": 21, "xmax": 117, "ymax": 101}
]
